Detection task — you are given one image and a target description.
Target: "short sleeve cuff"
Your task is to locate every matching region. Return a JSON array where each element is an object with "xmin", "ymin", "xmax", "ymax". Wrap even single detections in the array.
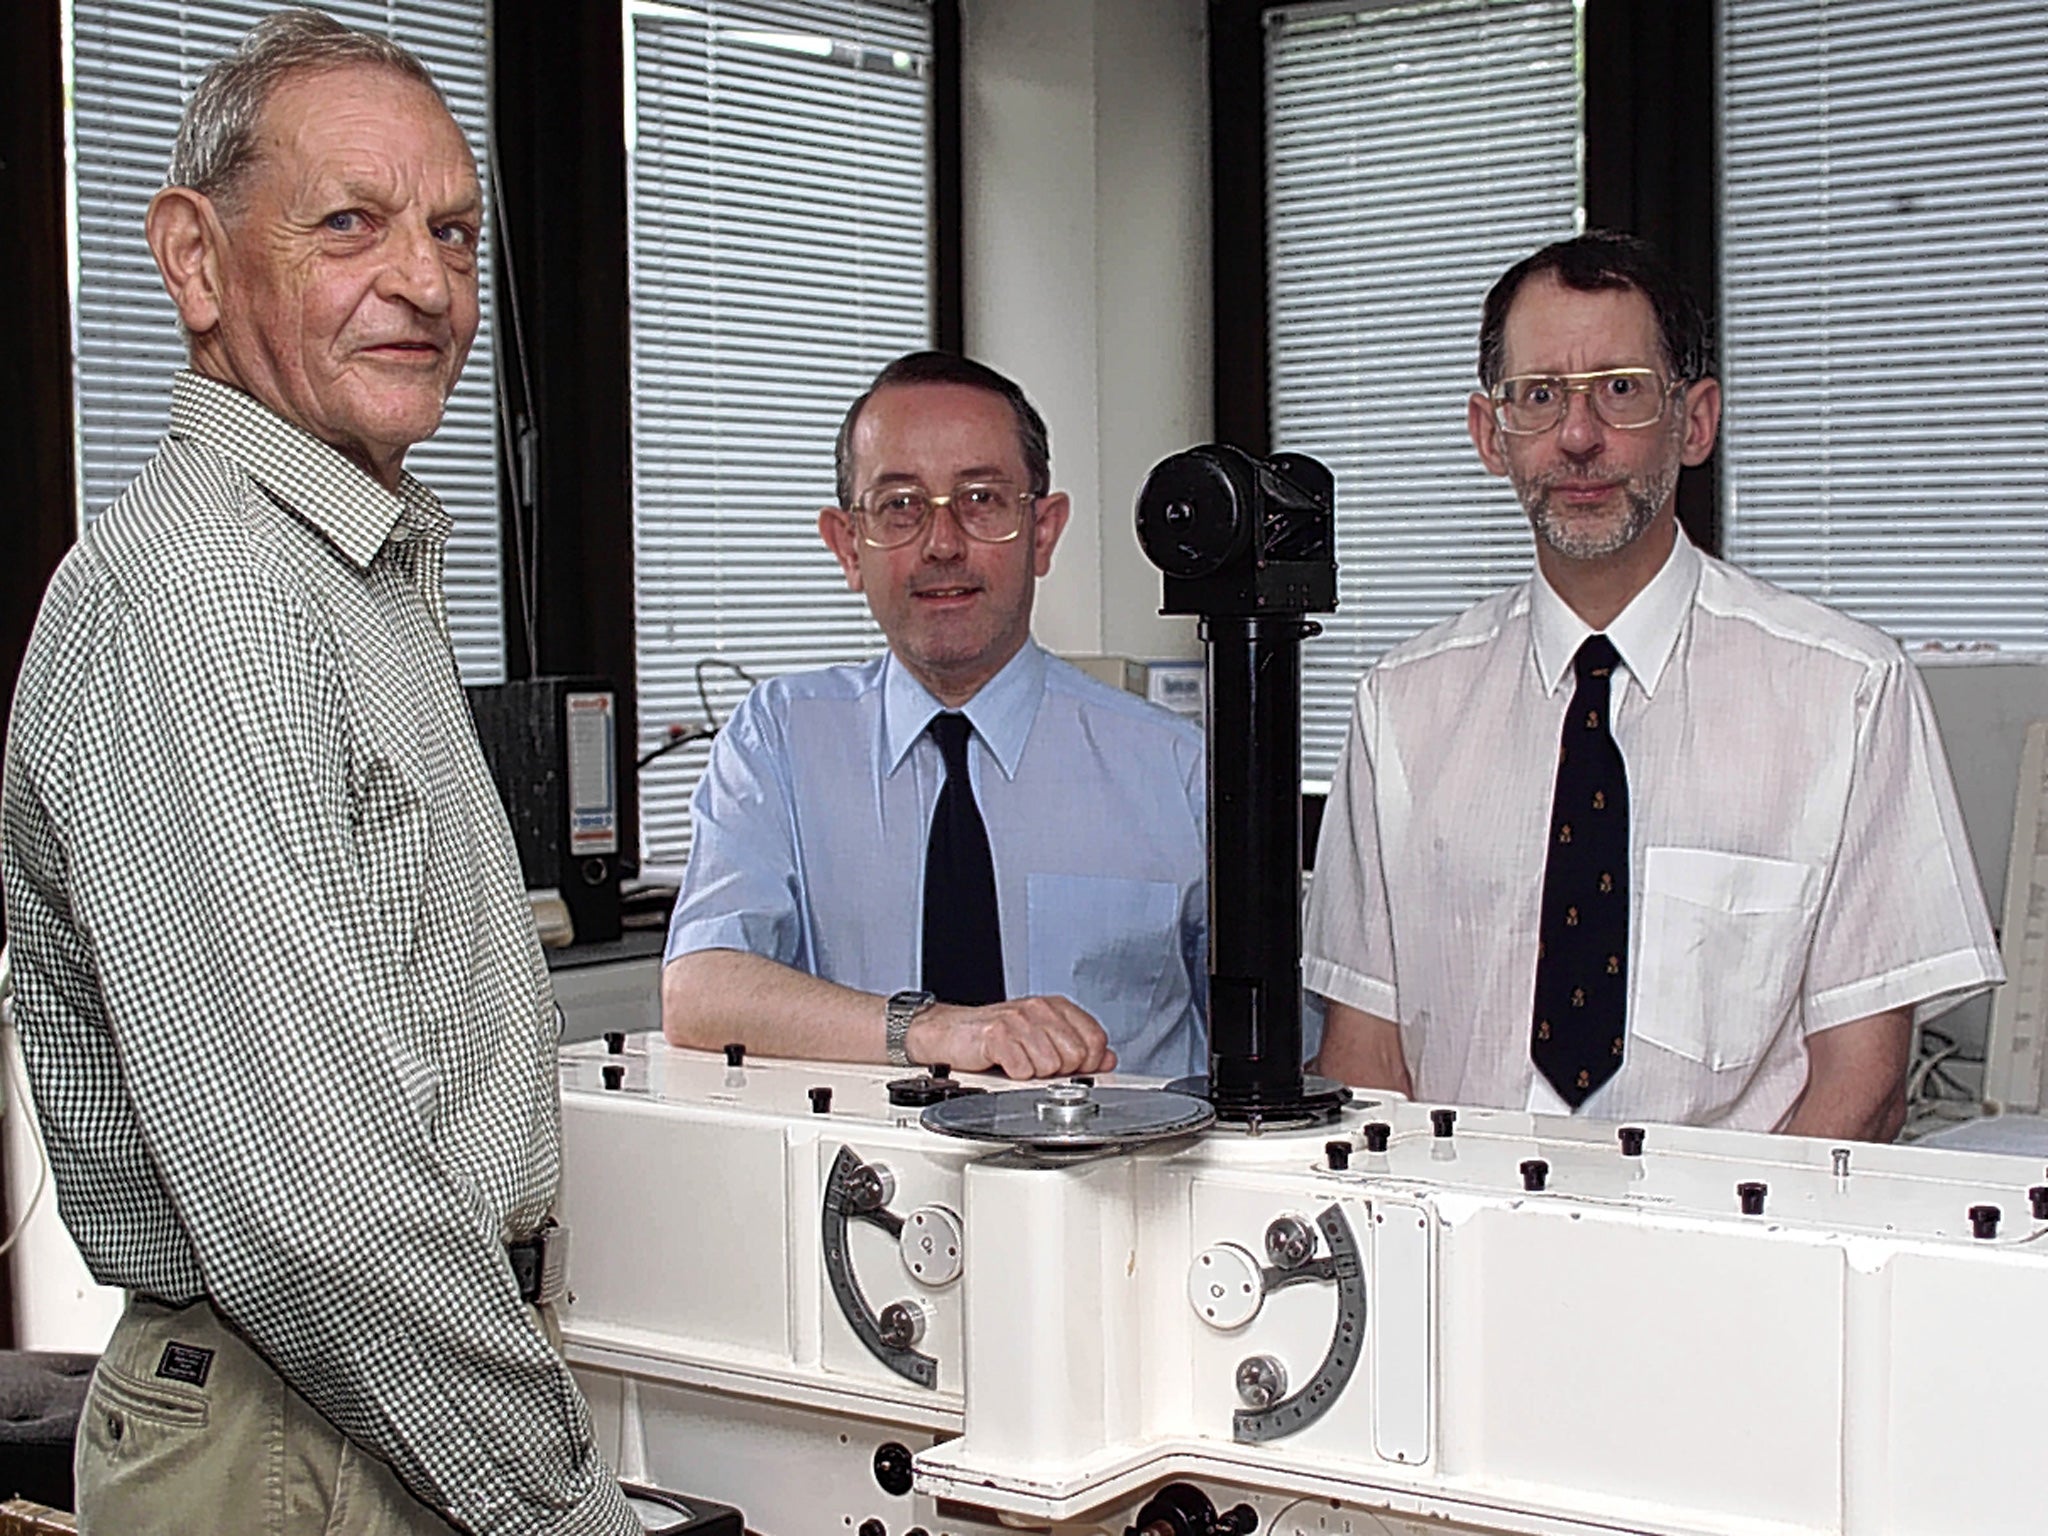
[
  {"xmin": 663, "ymin": 910, "xmax": 781, "ymax": 967},
  {"xmin": 1302, "ymin": 956, "xmax": 1398, "ymax": 1022},
  {"xmin": 1804, "ymin": 947, "xmax": 2005, "ymax": 1034}
]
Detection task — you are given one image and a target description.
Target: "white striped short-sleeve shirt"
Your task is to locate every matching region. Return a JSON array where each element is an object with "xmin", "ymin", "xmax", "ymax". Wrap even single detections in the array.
[{"xmin": 1304, "ymin": 529, "xmax": 2003, "ymax": 1131}]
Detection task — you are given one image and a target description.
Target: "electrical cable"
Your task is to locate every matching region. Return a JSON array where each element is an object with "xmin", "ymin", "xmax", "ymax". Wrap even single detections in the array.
[{"xmin": 695, "ymin": 656, "xmax": 757, "ymax": 729}]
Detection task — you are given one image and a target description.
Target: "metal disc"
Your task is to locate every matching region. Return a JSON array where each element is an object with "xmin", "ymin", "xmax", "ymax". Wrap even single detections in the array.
[
  {"xmin": 920, "ymin": 1081, "xmax": 1215, "ymax": 1152},
  {"xmin": 1164, "ymin": 1073, "xmax": 1352, "ymax": 1130}
]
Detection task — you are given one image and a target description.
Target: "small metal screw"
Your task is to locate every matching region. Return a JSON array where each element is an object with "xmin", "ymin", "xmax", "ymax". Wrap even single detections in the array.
[{"xmin": 1832, "ymin": 1147, "xmax": 1852, "ymax": 1177}]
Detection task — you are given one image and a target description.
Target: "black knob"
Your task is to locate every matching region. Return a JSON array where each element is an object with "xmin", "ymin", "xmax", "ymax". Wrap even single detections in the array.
[
  {"xmin": 858, "ymin": 1521, "xmax": 886, "ymax": 1536},
  {"xmin": 1071, "ymin": 1074, "xmax": 1095, "ymax": 1087},
  {"xmin": 2031, "ymin": 1185, "xmax": 2048, "ymax": 1221},
  {"xmin": 723, "ymin": 1042, "xmax": 746, "ymax": 1067},
  {"xmin": 603, "ymin": 1030, "xmax": 625, "ymax": 1055},
  {"xmin": 1618, "ymin": 1125, "xmax": 1646, "ymax": 1157},
  {"xmin": 1363, "ymin": 1121, "xmax": 1392, "ymax": 1152},
  {"xmin": 1737, "ymin": 1180, "xmax": 1767, "ymax": 1216},
  {"xmin": 1430, "ymin": 1107, "xmax": 1457, "ymax": 1138},
  {"xmin": 809, "ymin": 1085, "xmax": 833, "ymax": 1115},
  {"xmin": 1971, "ymin": 1203, "xmax": 2001, "ymax": 1240},
  {"xmin": 872, "ymin": 1441, "xmax": 914, "ymax": 1497},
  {"xmin": 1521, "ymin": 1158, "xmax": 1549, "ymax": 1192},
  {"xmin": 1218, "ymin": 1504, "xmax": 1260, "ymax": 1535},
  {"xmin": 888, "ymin": 1075, "xmax": 949, "ymax": 1107},
  {"xmin": 601, "ymin": 1063, "xmax": 625, "ymax": 1092},
  {"xmin": 1325, "ymin": 1139, "xmax": 1352, "ymax": 1170},
  {"xmin": 932, "ymin": 1062, "xmax": 953, "ymax": 1079}
]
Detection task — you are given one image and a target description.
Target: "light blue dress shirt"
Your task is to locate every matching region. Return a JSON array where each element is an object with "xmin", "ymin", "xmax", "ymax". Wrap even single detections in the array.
[{"xmin": 664, "ymin": 640, "xmax": 1209, "ymax": 1079}]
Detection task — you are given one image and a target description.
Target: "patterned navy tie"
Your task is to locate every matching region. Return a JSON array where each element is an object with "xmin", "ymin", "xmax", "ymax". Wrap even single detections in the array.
[
  {"xmin": 922, "ymin": 711, "xmax": 1006, "ymax": 1006},
  {"xmin": 1531, "ymin": 634, "xmax": 1630, "ymax": 1106}
]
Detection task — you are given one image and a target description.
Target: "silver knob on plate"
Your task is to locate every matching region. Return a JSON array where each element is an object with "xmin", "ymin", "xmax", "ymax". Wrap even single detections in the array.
[
  {"xmin": 1236, "ymin": 1354, "xmax": 1288, "ymax": 1410},
  {"xmin": 877, "ymin": 1298, "xmax": 930, "ymax": 1350},
  {"xmin": 1264, "ymin": 1213, "xmax": 1317, "ymax": 1270}
]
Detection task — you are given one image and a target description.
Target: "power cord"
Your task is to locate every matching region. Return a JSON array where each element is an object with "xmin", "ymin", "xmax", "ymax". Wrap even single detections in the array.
[{"xmin": 636, "ymin": 656, "xmax": 760, "ymax": 770}]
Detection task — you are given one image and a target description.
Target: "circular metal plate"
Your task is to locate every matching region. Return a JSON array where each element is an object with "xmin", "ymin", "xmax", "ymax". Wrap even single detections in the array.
[
  {"xmin": 919, "ymin": 1082, "xmax": 1215, "ymax": 1152},
  {"xmin": 1164, "ymin": 1072, "xmax": 1353, "ymax": 1130}
]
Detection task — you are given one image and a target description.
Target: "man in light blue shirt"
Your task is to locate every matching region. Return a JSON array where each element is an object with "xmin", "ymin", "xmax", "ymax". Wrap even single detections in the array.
[{"xmin": 662, "ymin": 352, "xmax": 1207, "ymax": 1080}]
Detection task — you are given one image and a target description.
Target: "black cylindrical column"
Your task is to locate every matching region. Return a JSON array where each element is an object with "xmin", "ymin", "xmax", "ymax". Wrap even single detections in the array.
[
  {"xmin": 1204, "ymin": 614, "xmax": 1312, "ymax": 1110},
  {"xmin": 1136, "ymin": 443, "xmax": 1344, "ymax": 1127}
]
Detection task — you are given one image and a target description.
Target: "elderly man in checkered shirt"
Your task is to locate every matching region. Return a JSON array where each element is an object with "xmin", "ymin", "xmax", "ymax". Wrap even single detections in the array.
[{"xmin": 1, "ymin": 13, "xmax": 639, "ymax": 1536}]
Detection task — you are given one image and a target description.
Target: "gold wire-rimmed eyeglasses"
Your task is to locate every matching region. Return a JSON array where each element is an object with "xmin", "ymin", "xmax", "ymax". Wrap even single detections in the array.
[
  {"xmin": 851, "ymin": 481, "xmax": 1038, "ymax": 549},
  {"xmin": 1489, "ymin": 368, "xmax": 1684, "ymax": 436}
]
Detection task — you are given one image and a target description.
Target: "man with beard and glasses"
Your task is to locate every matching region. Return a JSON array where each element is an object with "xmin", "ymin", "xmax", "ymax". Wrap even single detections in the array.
[
  {"xmin": 660, "ymin": 351, "xmax": 1208, "ymax": 1082},
  {"xmin": 1302, "ymin": 231, "xmax": 2001, "ymax": 1139}
]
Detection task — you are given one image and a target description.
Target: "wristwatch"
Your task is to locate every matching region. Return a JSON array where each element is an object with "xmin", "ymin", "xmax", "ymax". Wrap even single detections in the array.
[{"xmin": 886, "ymin": 988, "xmax": 936, "ymax": 1067}]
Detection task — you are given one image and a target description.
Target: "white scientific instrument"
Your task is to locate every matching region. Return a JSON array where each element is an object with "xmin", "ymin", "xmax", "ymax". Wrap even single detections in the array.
[{"xmin": 558, "ymin": 1037, "xmax": 2048, "ymax": 1536}]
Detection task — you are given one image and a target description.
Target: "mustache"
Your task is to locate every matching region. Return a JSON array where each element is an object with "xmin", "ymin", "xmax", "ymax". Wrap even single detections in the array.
[
  {"xmin": 1526, "ymin": 463, "xmax": 1628, "ymax": 491},
  {"xmin": 908, "ymin": 567, "xmax": 984, "ymax": 594}
]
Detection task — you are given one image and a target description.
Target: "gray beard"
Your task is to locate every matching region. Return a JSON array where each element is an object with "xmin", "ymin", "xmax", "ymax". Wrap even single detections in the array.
[{"xmin": 1519, "ymin": 452, "xmax": 1682, "ymax": 561}]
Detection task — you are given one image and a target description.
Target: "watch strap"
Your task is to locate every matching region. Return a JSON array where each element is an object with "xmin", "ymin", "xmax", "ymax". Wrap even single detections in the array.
[{"xmin": 886, "ymin": 988, "xmax": 935, "ymax": 1067}]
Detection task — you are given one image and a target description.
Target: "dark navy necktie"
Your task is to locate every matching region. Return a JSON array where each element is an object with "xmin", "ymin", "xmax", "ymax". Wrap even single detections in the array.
[
  {"xmin": 922, "ymin": 712, "xmax": 1006, "ymax": 1006},
  {"xmin": 1531, "ymin": 634, "xmax": 1630, "ymax": 1107}
]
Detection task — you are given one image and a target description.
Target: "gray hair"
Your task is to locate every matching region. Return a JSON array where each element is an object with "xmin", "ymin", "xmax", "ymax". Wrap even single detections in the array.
[{"xmin": 167, "ymin": 8, "xmax": 451, "ymax": 206}]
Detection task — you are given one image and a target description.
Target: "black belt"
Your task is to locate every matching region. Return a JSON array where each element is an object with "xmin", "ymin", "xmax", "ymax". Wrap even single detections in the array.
[{"xmin": 506, "ymin": 1219, "xmax": 570, "ymax": 1307}]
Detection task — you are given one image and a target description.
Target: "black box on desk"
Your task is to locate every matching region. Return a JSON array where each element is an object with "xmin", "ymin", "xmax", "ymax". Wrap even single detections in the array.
[{"xmin": 467, "ymin": 677, "xmax": 622, "ymax": 944}]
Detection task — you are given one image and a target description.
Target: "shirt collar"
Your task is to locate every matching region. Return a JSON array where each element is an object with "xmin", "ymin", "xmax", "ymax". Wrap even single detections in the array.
[
  {"xmin": 883, "ymin": 639, "xmax": 1047, "ymax": 779},
  {"xmin": 1529, "ymin": 523, "xmax": 1700, "ymax": 699},
  {"xmin": 169, "ymin": 370, "xmax": 451, "ymax": 569}
]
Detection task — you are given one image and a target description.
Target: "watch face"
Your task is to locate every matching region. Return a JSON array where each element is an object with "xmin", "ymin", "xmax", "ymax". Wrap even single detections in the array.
[{"xmin": 890, "ymin": 989, "xmax": 935, "ymax": 1016}]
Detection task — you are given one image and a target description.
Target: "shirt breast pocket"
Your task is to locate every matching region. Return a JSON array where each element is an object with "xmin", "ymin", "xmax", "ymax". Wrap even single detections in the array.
[
  {"xmin": 1025, "ymin": 873, "xmax": 1181, "ymax": 1023},
  {"xmin": 1633, "ymin": 847, "xmax": 1822, "ymax": 1071}
]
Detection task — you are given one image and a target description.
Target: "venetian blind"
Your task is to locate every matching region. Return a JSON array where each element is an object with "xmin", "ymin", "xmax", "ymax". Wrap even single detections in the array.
[
  {"xmin": 626, "ymin": 0, "xmax": 931, "ymax": 870},
  {"xmin": 1720, "ymin": 0, "xmax": 2048, "ymax": 652},
  {"xmin": 1267, "ymin": 0, "xmax": 1581, "ymax": 782},
  {"xmin": 67, "ymin": 0, "xmax": 505, "ymax": 682}
]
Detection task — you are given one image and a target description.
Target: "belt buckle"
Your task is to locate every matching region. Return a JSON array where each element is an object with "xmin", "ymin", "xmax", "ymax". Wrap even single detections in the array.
[{"xmin": 509, "ymin": 1218, "xmax": 571, "ymax": 1307}]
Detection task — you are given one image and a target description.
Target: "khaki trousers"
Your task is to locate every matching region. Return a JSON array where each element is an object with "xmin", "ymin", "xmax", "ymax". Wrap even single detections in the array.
[{"xmin": 75, "ymin": 1296, "xmax": 464, "ymax": 1536}]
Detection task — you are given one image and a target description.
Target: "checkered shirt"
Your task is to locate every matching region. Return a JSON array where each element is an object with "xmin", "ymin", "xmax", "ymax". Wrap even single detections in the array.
[{"xmin": 1, "ymin": 373, "xmax": 635, "ymax": 1536}]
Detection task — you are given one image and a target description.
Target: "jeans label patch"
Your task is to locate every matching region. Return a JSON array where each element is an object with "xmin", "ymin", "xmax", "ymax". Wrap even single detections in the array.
[{"xmin": 156, "ymin": 1341, "xmax": 213, "ymax": 1387}]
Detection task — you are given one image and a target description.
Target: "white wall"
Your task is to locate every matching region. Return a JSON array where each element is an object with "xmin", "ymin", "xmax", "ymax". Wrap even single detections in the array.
[{"xmin": 960, "ymin": 0, "xmax": 1207, "ymax": 664}]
